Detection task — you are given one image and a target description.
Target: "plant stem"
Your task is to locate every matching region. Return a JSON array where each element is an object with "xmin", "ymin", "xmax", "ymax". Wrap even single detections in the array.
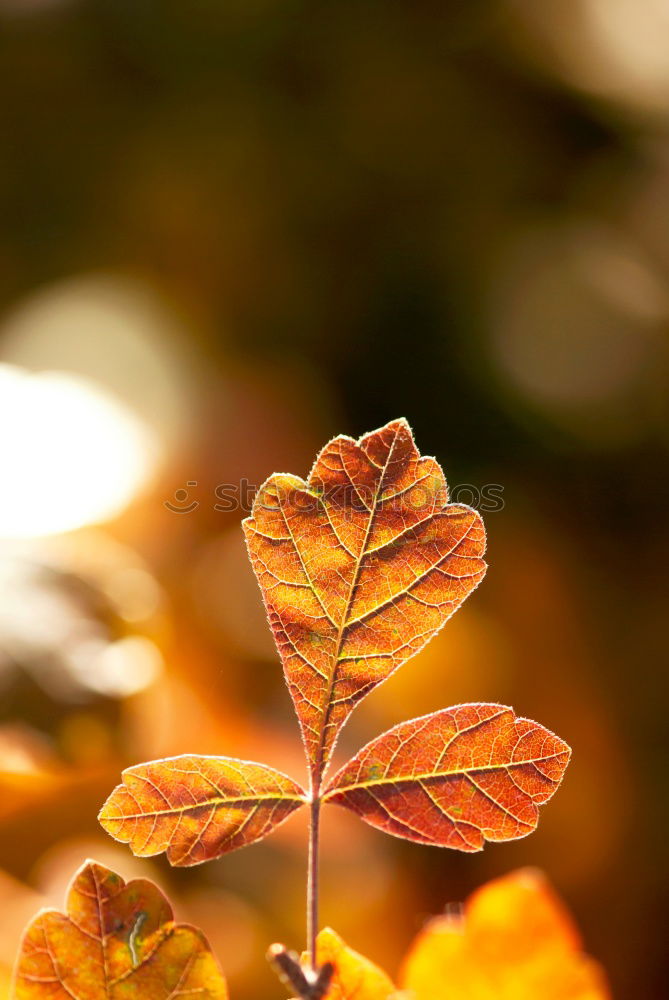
[{"xmin": 307, "ymin": 792, "xmax": 321, "ymax": 972}]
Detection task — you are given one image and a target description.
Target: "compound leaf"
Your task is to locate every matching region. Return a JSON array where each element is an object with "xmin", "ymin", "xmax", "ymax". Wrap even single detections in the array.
[
  {"xmin": 243, "ymin": 418, "xmax": 486, "ymax": 781},
  {"xmin": 99, "ymin": 755, "xmax": 306, "ymax": 866},
  {"xmin": 12, "ymin": 859, "xmax": 228, "ymax": 999},
  {"xmin": 399, "ymin": 868, "xmax": 611, "ymax": 998},
  {"xmin": 323, "ymin": 704, "xmax": 570, "ymax": 851}
]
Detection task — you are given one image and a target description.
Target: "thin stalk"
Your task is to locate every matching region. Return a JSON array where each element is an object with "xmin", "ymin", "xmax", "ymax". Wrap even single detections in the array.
[{"xmin": 306, "ymin": 793, "xmax": 321, "ymax": 972}]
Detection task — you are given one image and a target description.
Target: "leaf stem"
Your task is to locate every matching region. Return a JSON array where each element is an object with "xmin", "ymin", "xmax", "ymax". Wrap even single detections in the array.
[{"xmin": 307, "ymin": 792, "xmax": 321, "ymax": 971}]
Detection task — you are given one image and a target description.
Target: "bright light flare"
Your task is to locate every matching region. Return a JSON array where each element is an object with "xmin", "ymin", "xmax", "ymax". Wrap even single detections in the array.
[
  {"xmin": 507, "ymin": 0, "xmax": 669, "ymax": 114},
  {"xmin": 0, "ymin": 364, "xmax": 160, "ymax": 539}
]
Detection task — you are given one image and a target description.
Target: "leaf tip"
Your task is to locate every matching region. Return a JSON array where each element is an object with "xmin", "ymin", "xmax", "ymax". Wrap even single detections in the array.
[{"xmin": 71, "ymin": 857, "xmax": 110, "ymax": 884}]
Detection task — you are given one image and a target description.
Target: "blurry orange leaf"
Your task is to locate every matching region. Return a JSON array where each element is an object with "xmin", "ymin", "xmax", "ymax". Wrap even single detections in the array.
[
  {"xmin": 243, "ymin": 418, "xmax": 486, "ymax": 781},
  {"xmin": 324, "ymin": 705, "xmax": 570, "ymax": 851},
  {"xmin": 313, "ymin": 928, "xmax": 397, "ymax": 1000},
  {"xmin": 400, "ymin": 868, "xmax": 610, "ymax": 999},
  {"xmin": 12, "ymin": 859, "xmax": 228, "ymax": 999},
  {"xmin": 99, "ymin": 755, "xmax": 306, "ymax": 866}
]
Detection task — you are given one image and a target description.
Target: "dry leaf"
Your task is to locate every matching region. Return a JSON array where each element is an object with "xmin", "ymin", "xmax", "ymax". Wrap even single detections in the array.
[
  {"xmin": 324, "ymin": 705, "xmax": 570, "ymax": 850},
  {"xmin": 12, "ymin": 859, "xmax": 228, "ymax": 999},
  {"xmin": 99, "ymin": 755, "xmax": 306, "ymax": 866},
  {"xmin": 243, "ymin": 418, "xmax": 486, "ymax": 781},
  {"xmin": 399, "ymin": 868, "xmax": 611, "ymax": 999}
]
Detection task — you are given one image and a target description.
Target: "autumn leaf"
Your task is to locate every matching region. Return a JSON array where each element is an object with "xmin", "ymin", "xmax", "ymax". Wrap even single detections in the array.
[
  {"xmin": 99, "ymin": 755, "xmax": 306, "ymax": 866},
  {"xmin": 312, "ymin": 929, "xmax": 397, "ymax": 1000},
  {"xmin": 243, "ymin": 418, "xmax": 486, "ymax": 781},
  {"xmin": 12, "ymin": 859, "xmax": 228, "ymax": 999},
  {"xmin": 323, "ymin": 704, "xmax": 570, "ymax": 851},
  {"xmin": 399, "ymin": 868, "xmax": 611, "ymax": 999}
]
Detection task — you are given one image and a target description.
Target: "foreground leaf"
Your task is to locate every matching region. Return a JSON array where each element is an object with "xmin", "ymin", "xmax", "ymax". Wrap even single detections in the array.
[
  {"xmin": 243, "ymin": 418, "xmax": 486, "ymax": 780},
  {"xmin": 311, "ymin": 929, "xmax": 397, "ymax": 1000},
  {"xmin": 400, "ymin": 868, "xmax": 611, "ymax": 999},
  {"xmin": 99, "ymin": 755, "xmax": 306, "ymax": 866},
  {"xmin": 324, "ymin": 704, "xmax": 570, "ymax": 851},
  {"xmin": 12, "ymin": 859, "xmax": 228, "ymax": 999}
]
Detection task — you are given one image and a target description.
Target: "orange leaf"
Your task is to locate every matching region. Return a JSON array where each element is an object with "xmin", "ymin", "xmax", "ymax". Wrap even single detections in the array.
[
  {"xmin": 313, "ymin": 928, "xmax": 397, "ymax": 1000},
  {"xmin": 12, "ymin": 859, "xmax": 228, "ymax": 999},
  {"xmin": 98, "ymin": 755, "xmax": 306, "ymax": 866},
  {"xmin": 243, "ymin": 418, "xmax": 486, "ymax": 781},
  {"xmin": 399, "ymin": 868, "xmax": 611, "ymax": 999},
  {"xmin": 324, "ymin": 705, "xmax": 570, "ymax": 851}
]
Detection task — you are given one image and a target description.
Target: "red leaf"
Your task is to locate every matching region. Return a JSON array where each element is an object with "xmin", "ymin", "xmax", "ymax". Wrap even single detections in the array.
[
  {"xmin": 99, "ymin": 755, "xmax": 306, "ymax": 866},
  {"xmin": 243, "ymin": 418, "xmax": 486, "ymax": 781},
  {"xmin": 12, "ymin": 859, "xmax": 228, "ymax": 999},
  {"xmin": 323, "ymin": 704, "xmax": 570, "ymax": 851}
]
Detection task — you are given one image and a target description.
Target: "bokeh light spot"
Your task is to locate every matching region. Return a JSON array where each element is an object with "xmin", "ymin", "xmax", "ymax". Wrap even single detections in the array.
[{"xmin": 0, "ymin": 364, "xmax": 160, "ymax": 538}]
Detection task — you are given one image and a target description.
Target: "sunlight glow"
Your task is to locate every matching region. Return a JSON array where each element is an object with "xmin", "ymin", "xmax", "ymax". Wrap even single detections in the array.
[{"xmin": 0, "ymin": 364, "xmax": 160, "ymax": 538}]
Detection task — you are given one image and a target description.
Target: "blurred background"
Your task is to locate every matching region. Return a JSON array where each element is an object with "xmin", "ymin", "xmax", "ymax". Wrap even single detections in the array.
[{"xmin": 0, "ymin": 1, "xmax": 667, "ymax": 997}]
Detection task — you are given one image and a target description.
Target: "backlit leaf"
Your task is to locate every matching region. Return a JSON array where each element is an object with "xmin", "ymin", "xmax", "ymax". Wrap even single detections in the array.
[
  {"xmin": 12, "ymin": 859, "xmax": 228, "ymax": 999},
  {"xmin": 99, "ymin": 755, "xmax": 306, "ymax": 866},
  {"xmin": 324, "ymin": 704, "xmax": 570, "ymax": 851},
  {"xmin": 311, "ymin": 928, "xmax": 397, "ymax": 1000},
  {"xmin": 399, "ymin": 868, "xmax": 611, "ymax": 998},
  {"xmin": 243, "ymin": 418, "xmax": 486, "ymax": 780}
]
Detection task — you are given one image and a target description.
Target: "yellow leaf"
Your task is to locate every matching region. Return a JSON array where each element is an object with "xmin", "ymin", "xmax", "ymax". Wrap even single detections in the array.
[
  {"xmin": 12, "ymin": 859, "xmax": 228, "ymax": 1000},
  {"xmin": 400, "ymin": 869, "xmax": 611, "ymax": 1000},
  {"xmin": 315, "ymin": 928, "xmax": 397, "ymax": 1000}
]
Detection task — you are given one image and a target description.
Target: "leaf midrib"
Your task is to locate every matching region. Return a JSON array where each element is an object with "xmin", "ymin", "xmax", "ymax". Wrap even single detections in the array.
[
  {"xmin": 103, "ymin": 792, "xmax": 307, "ymax": 821},
  {"xmin": 323, "ymin": 750, "xmax": 568, "ymax": 798},
  {"xmin": 311, "ymin": 432, "xmax": 398, "ymax": 786}
]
